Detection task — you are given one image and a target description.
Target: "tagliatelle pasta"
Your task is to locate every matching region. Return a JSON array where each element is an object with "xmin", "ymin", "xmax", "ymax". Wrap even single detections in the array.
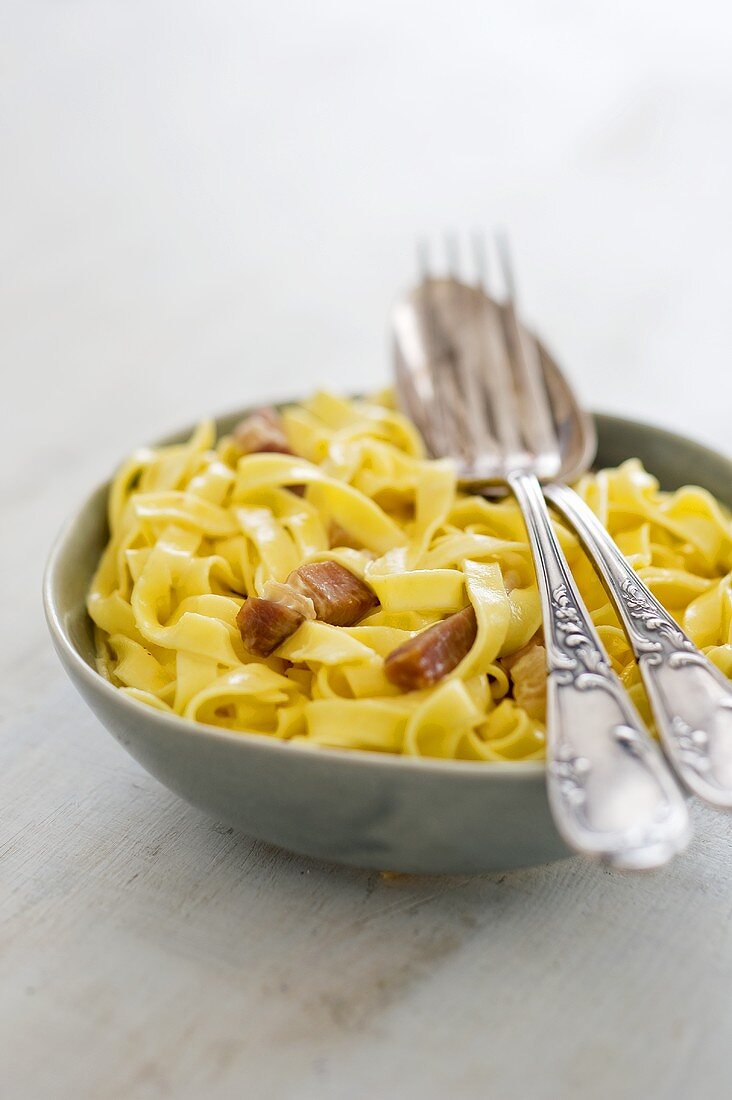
[{"xmin": 88, "ymin": 391, "xmax": 732, "ymax": 762}]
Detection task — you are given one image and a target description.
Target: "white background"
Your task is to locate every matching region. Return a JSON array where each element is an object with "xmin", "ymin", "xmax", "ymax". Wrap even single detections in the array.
[{"xmin": 3, "ymin": 3, "xmax": 732, "ymax": 1098}]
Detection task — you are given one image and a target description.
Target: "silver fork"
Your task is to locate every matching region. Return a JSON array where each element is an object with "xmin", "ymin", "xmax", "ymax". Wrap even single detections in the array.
[{"xmin": 392, "ymin": 236, "xmax": 691, "ymax": 869}]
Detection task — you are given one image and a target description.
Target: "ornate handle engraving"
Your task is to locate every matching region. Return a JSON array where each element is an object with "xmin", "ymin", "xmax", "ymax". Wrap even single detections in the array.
[
  {"xmin": 508, "ymin": 473, "xmax": 690, "ymax": 868},
  {"xmin": 546, "ymin": 482, "xmax": 732, "ymax": 808}
]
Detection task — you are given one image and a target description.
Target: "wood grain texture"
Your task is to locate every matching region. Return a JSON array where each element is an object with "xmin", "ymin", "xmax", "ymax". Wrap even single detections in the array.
[{"xmin": 3, "ymin": 2, "xmax": 732, "ymax": 1097}]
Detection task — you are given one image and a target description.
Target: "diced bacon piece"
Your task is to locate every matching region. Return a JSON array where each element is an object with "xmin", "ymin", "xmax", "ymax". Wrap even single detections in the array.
[
  {"xmin": 384, "ymin": 606, "xmax": 477, "ymax": 691},
  {"xmin": 238, "ymin": 563, "xmax": 377, "ymax": 655},
  {"xmin": 287, "ymin": 561, "xmax": 378, "ymax": 626},
  {"xmin": 502, "ymin": 637, "xmax": 547, "ymax": 719},
  {"xmin": 233, "ymin": 407, "xmax": 291, "ymax": 455},
  {"xmin": 236, "ymin": 597, "xmax": 304, "ymax": 657}
]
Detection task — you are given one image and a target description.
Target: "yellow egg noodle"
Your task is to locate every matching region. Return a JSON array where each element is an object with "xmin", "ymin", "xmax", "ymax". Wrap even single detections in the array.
[{"xmin": 88, "ymin": 391, "xmax": 732, "ymax": 762}]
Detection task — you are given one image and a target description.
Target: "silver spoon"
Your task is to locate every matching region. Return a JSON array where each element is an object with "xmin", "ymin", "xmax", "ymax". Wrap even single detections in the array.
[{"xmin": 392, "ymin": 237, "xmax": 692, "ymax": 869}]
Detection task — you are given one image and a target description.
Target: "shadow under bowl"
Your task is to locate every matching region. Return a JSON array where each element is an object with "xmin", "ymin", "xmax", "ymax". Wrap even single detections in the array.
[{"xmin": 43, "ymin": 408, "xmax": 732, "ymax": 873}]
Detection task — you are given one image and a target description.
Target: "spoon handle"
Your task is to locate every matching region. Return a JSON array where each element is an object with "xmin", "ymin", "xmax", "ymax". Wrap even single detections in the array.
[
  {"xmin": 508, "ymin": 472, "xmax": 690, "ymax": 868},
  {"xmin": 545, "ymin": 482, "xmax": 732, "ymax": 809}
]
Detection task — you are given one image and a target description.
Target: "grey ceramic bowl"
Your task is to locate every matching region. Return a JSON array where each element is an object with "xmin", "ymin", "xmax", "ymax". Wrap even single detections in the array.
[{"xmin": 44, "ymin": 408, "xmax": 732, "ymax": 874}]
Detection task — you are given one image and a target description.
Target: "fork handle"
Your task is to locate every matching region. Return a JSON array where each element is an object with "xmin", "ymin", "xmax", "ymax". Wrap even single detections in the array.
[
  {"xmin": 507, "ymin": 472, "xmax": 690, "ymax": 868},
  {"xmin": 545, "ymin": 482, "xmax": 732, "ymax": 809}
]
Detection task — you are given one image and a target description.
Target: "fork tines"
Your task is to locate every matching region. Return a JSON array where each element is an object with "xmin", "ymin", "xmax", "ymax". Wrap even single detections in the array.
[{"xmin": 411, "ymin": 232, "xmax": 562, "ymax": 482}]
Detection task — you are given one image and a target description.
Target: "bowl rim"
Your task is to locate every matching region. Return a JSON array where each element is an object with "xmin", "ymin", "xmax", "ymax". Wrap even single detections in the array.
[{"xmin": 43, "ymin": 404, "xmax": 732, "ymax": 783}]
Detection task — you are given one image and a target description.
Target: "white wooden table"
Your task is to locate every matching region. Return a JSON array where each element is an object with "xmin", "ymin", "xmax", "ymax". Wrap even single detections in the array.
[{"xmin": 3, "ymin": 4, "xmax": 732, "ymax": 1097}]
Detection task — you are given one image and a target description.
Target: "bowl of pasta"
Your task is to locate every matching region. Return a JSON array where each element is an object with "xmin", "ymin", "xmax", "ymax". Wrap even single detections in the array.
[{"xmin": 44, "ymin": 392, "xmax": 732, "ymax": 873}]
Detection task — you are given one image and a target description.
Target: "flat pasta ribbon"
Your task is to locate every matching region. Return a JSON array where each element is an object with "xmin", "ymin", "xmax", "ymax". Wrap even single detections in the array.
[{"xmin": 88, "ymin": 392, "xmax": 732, "ymax": 761}]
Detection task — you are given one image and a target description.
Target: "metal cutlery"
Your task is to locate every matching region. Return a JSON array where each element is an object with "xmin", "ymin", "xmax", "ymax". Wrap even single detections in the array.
[{"xmin": 392, "ymin": 236, "xmax": 692, "ymax": 868}]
